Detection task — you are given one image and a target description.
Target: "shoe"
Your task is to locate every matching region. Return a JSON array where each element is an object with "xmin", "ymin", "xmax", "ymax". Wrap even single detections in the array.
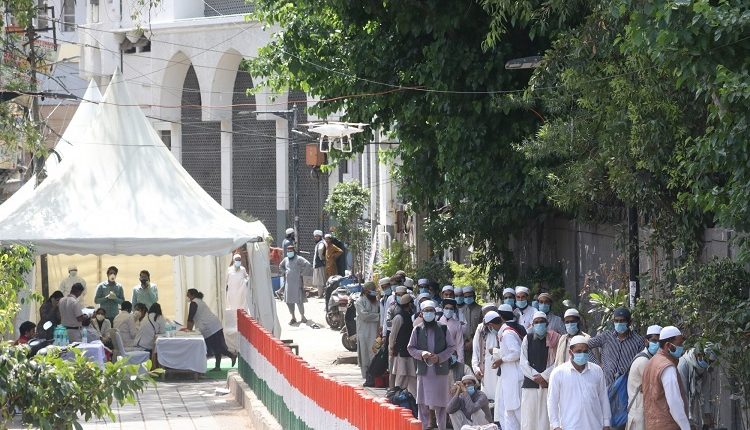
[
  {"xmin": 301, "ymin": 317, "xmax": 308, "ymax": 324},
  {"xmin": 289, "ymin": 318, "xmax": 297, "ymax": 325},
  {"xmin": 231, "ymin": 354, "xmax": 237, "ymax": 367},
  {"xmin": 211, "ymin": 366, "xmax": 220, "ymax": 371}
]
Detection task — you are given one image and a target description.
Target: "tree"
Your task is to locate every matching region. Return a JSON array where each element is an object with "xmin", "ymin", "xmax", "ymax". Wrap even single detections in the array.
[
  {"xmin": 324, "ymin": 181, "xmax": 369, "ymax": 274},
  {"xmin": 247, "ymin": 0, "xmax": 552, "ymax": 281}
]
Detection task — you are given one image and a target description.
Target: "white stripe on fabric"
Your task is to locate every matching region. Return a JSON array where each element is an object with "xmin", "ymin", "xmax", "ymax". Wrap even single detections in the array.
[{"xmin": 239, "ymin": 336, "xmax": 358, "ymax": 430}]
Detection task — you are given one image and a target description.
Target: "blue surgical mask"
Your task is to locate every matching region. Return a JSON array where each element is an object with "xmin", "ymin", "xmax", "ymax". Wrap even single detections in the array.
[
  {"xmin": 614, "ymin": 322, "xmax": 628, "ymax": 334},
  {"xmin": 697, "ymin": 359, "xmax": 709, "ymax": 369},
  {"xmin": 648, "ymin": 341, "xmax": 659, "ymax": 355},
  {"xmin": 464, "ymin": 297, "xmax": 475, "ymax": 305},
  {"xmin": 419, "ymin": 288, "xmax": 429, "ymax": 294},
  {"xmin": 516, "ymin": 300, "xmax": 528, "ymax": 309},
  {"xmin": 368, "ymin": 290, "xmax": 377, "ymax": 297},
  {"xmin": 455, "ymin": 296, "xmax": 465, "ymax": 305},
  {"xmin": 383, "ymin": 288, "xmax": 392, "ymax": 296},
  {"xmin": 286, "ymin": 252, "xmax": 295, "ymax": 259},
  {"xmin": 565, "ymin": 322, "xmax": 579, "ymax": 336},
  {"xmin": 234, "ymin": 260, "xmax": 241, "ymax": 268},
  {"xmin": 572, "ymin": 352, "xmax": 589, "ymax": 366},
  {"xmin": 443, "ymin": 309, "xmax": 455, "ymax": 319},
  {"xmin": 538, "ymin": 303, "xmax": 550, "ymax": 313},
  {"xmin": 532, "ymin": 300, "xmax": 539, "ymax": 309},
  {"xmin": 669, "ymin": 344, "xmax": 685, "ymax": 359},
  {"xmin": 423, "ymin": 311, "xmax": 436, "ymax": 322},
  {"xmin": 503, "ymin": 298, "xmax": 515, "ymax": 307},
  {"xmin": 533, "ymin": 322, "xmax": 548, "ymax": 337},
  {"xmin": 467, "ymin": 386, "xmax": 476, "ymax": 395}
]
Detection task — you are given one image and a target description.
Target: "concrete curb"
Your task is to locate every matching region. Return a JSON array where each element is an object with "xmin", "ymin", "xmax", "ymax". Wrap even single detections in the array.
[{"xmin": 227, "ymin": 370, "xmax": 283, "ymax": 430}]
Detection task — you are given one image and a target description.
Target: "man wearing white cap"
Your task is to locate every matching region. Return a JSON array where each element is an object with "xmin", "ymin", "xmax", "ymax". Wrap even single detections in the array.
[
  {"xmin": 626, "ymin": 325, "xmax": 662, "ymax": 430},
  {"xmin": 389, "ymin": 294, "xmax": 417, "ymax": 394},
  {"xmin": 490, "ymin": 304, "xmax": 524, "ymax": 430},
  {"xmin": 471, "ymin": 306, "xmax": 500, "ymax": 401},
  {"xmin": 59, "ymin": 265, "xmax": 86, "ymax": 297},
  {"xmin": 441, "ymin": 285, "xmax": 455, "ymax": 300},
  {"xmin": 547, "ymin": 335, "xmax": 611, "ymax": 430},
  {"xmin": 462, "ymin": 285, "xmax": 483, "ymax": 366},
  {"xmin": 642, "ymin": 326, "xmax": 690, "ymax": 430},
  {"xmin": 537, "ymin": 292, "xmax": 565, "ymax": 335},
  {"xmin": 554, "ymin": 308, "xmax": 591, "ymax": 366},
  {"xmin": 439, "ymin": 298, "xmax": 464, "ymax": 380},
  {"xmin": 407, "ymin": 300, "xmax": 456, "ymax": 430},
  {"xmin": 226, "ymin": 253, "xmax": 249, "ymax": 312},
  {"xmin": 378, "ymin": 277, "xmax": 392, "ymax": 337},
  {"xmin": 501, "ymin": 287, "xmax": 516, "ymax": 308},
  {"xmin": 311, "ymin": 230, "xmax": 327, "ymax": 297},
  {"xmin": 279, "ymin": 245, "xmax": 312, "ymax": 324},
  {"xmin": 520, "ymin": 311, "xmax": 561, "ymax": 430},
  {"xmin": 514, "ymin": 286, "xmax": 535, "ymax": 330},
  {"xmin": 446, "ymin": 373, "xmax": 492, "ymax": 428},
  {"xmin": 282, "ymin": 227, "xmax": 295, "ymax": 253}
]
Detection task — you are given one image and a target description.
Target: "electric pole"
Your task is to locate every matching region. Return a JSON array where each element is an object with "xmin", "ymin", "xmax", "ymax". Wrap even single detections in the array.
[{"xmin": 292, "ymin": 103, "xmax": 300, "ymax": 241}]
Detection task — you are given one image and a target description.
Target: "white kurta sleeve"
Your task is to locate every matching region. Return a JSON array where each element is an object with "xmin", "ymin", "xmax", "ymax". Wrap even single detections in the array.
[
  {"xmin": 520, "ymin": 336, "xmax": 537, "ymax": 379},
  {"xmin": 471, "ymin": 324, "xmax": 483, "ymax": 373},
  {"xmin": 661, "ymin": 366, "xmax": 690, "ymax": 430},
  {"xmin": 547, "ymin": 368, "xmax": 562, "ymax": 428},
  {"xmin": 500, "ymin": 330, "xmax": 521, "ymax": 362},
  {"xmin": 598, "ymin": 366, "xmax": 612, "ymax": 426}
]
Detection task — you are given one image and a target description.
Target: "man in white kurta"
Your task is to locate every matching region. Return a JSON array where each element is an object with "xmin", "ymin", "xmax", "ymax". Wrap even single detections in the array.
[
  {"xmin": 311, "ymin": 230, "xmax": 327, "ymax": 297},
  {"xmin": 547, "ymin": 335, "xmax": 612, "ymax": 430},
  {"xmin": 470, "ymin": 304, "xmax": 498, "ymax": 400},
  {"xmin": 226, "ymin": 253, "xmax": 249, "ymax": 311},
  {"xmin": 514, "ymin": 286, "xmax": 535, "ymax": 330},
  {"xmin": 355, "ymin": 282, "xmax": 381, "ymax": 379},
  {"xmin": 520, "ymin": 311, "xmax": 560, "ymax": 430},
  {"xmin": 489, "ymin": 306, "xmax": 524, "ymax": 430},
  {"xmin": 626, "ymin": 325, "xmax": 662, "ymax": 430}
]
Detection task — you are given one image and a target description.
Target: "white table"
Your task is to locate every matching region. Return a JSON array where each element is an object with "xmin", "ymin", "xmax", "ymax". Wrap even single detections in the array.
[
  {"xmin": 154, "ymin": 334, "xmax": 207, "ymax": 375},
  {"xmin": 66, "ymin": 340, "xmax": 108, "ymax": 367}
]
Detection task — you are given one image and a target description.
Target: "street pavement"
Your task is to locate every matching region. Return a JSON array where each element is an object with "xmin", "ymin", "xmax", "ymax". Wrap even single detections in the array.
[
  {"xmin": 276, "ymin": 296, "xmax": 388, "ymax": 398},
  {"xmin": 9, "ymin": 377, "xmax": 254, "ymax": 430}
]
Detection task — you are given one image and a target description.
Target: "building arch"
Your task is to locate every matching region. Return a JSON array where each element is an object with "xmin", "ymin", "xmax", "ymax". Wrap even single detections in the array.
[{"xmin": 158, "ymin": 50, "xmax": 192, "ymax": 122}]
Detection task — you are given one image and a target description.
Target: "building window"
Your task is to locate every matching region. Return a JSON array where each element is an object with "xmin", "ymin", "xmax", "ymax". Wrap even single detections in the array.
[
  {"xmin": 160, "ymin": 130, "xmax": 171, "ymax": 150},
  {"xmin": 36, "ymin": 0, "xmax": 48, "ymax": 30},
  {"xmin": 89, "ymin": 0, "xmax": 99, "ymax": 23},
  {"xmin": 62, "ymin": 0, "xmax": 75, "ymax": 32}
]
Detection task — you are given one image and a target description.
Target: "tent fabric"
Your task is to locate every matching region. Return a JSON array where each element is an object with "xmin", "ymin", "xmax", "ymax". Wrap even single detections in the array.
[
  {"xmin": 0, "ymin": 71, "xmax": 267, "ymax": 255},
  {"xmin": 0, "ymin": 81, "xmax": 102, "ymax": 222}
]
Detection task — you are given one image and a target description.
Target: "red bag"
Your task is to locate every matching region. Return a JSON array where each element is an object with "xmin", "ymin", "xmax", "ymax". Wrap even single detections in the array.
[{"xmin": 373, "ymin": 371, "xmax": 389, "ymax": 388}]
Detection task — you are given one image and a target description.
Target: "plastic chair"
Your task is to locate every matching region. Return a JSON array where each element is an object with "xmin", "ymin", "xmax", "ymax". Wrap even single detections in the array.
[{"xmin": 111, "ymin": 329, "xmax": 150, "ymax": 368}]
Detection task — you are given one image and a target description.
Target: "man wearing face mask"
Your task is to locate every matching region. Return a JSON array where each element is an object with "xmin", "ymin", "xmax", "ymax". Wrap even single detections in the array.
[
  {"xmin": 677, "ymin": 344, "xmax": 714, "ymax": 429},
  {"xmin": 501, "ymin": 287, "xmax": 516, "ymax": 309},
  {"xmin": 355, "ymin": 282, "xmax": 381, "ymax": 382},
  {"xmin": 490, "ymin": 305, "xmax": 525, "ymax": 430},
  {"xmin": 536, "ymin": 292, "xmax": 565, "ymax": 335},
  {"xmin": 554, "ymin": 308, "xmax": 591, "ymax": 366},
  {"xmin": 312, "ymin": 230, "xmax": 327, "ymax": 298},
  {"xmin": 547, "ymin": 336, "xmax": 612, "ymax": 430},
  {"xmin": 439, "ymin": 298, "xmax": 464, "ymax": 380},
  {"xmin": 626, "ymin": 324, "xmax": 662, "ymax": 430},
  {"xmin": 94, "ymin": 266, "xmax": 124, "ymax": 324},
  {"xmin": 446, "ymin": 374, "xmax": 492, "ymax": 428},
  {"xmin": 407, "ymin": 300, "xmax": 456, "ymax": 430},
  {"xmin": 416, "ymin": 278, "xmax": 431, "ymax": 296},
  {"xmin": 642, "ymin": 326, "xmax": 690, "ymax": 430},
  {"xmin": 59, "ymin": 265, "xmax": 86, "ymax": 297},
  {"xmin": 279, "ymin": 245, "xmax": 312, "ymax": 325},
  {"xmin": 378, "ymin": 277, "xmax": 392, "ymax": 337},
  {"xmin": 462, "ymin": 285, "xmax": 482, "ymax": 367},
  {"xmin": 588, "ymin": 307, "xmax": 645, "ymax": 386},
  {"xmin": 519, "ymin": 311, "xmax": 561, "ymax": 430},
  {"xmin": 388, "ymin": 294, "xmax": 417, "ymax": 395},
  {"xmin": 226, "ymin": 254, "xmax": 249, "ymax": 312},
  {"xmin": 60, "ymin": 283, "xmax": 89, "ymax": 342},
  {"xmin": 113, "ymin": 301, "xmax": 138, "ymax": 349},
  {"xmin": 514, "ymin": 286, "xmax": 535, "ymax": 330},
  {"xmin": 131, "ymin": 269, "xmax": 158, "ymax": 310}
]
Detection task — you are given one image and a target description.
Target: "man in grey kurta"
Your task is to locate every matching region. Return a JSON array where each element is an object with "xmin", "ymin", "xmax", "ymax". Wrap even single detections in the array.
[
  {"xmin": 355, "ymin": 282, "xmax": 381, "ymax": 379},
  {"xmin": 408, "ymin": 300, "xmax": 457, "ymax": 430},
  {"xmin": 279, "ymin": 245, "xmax": 312, "ymax": 325}
]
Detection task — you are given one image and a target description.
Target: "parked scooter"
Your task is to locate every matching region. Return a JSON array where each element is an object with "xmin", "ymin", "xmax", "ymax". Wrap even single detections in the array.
[
  {"xmin": 326, "ymin": 285, "xmax": 350, "ymax": 330},
  {"xmin": 341, "ymin": 291, "xmax": 360, "ymax": 352}
]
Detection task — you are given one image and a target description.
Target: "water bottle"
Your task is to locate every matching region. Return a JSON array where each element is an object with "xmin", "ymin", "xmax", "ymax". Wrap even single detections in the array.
[{"xmin": 81, "ymin": 327, "xmax": 88, "ymax": 344}]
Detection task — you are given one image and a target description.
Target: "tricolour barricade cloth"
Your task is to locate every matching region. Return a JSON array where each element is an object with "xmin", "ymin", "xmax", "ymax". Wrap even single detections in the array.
[{"xmin": 237, "ymin": 310, "xmax": 421, "ymax": 430}]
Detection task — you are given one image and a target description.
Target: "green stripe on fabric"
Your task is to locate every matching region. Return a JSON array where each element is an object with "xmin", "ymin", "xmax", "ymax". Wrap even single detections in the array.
[{"xmin": 238, "ymin": 356, "xmax": 312, "ymax": 430}]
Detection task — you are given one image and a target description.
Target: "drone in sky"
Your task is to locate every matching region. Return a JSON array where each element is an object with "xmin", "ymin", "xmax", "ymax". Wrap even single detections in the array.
[{"xmin": 300, "ymin": 121, "xmax": 368, "ymax": 153}]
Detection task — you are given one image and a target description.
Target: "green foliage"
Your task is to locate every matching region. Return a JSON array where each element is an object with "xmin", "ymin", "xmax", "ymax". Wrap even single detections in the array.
[
  {"xmin": 414, "ymin": 259, "xmax": 453, "ymax": 288},
  {"xmin": 448, "ymin": 260, "xmax": 489, "ymax": 299},
  {"xmin": 496, "ymin": 264, "xmax": 567, "ymax": 313},
  {"xmin": 324, "ymin": 181, "xmax": 369, "ymax": 273},
  {"xmin": 374, "ymin": 240, "xmax": 414, "ymax": 278},
  {"xmin": 247, "ymin": 0, "xmax": 549, "ymax": 282},
  {"xmin": 0, "ymin": 346, "xmax": 158, "ymax": 429},
  {"xmin": 0, "ymin": 246, "xmax": 37, "ymax": 336},
  {"xmin": 588, "ymin": 289, "xmax": 628, "ymax": 333},
  {"xmin": 633, "ymin": 259, "xmax": 750, "ymax": 409}
]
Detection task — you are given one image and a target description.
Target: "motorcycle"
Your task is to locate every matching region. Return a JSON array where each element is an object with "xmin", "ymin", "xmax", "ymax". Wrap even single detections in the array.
[
  {"xmin": 341, "ymin": 291, "xmax": 360, "ymax": 352},
  {"xmin": 326, "ymin": 285, "xmax": 350, "ymax": 330}
]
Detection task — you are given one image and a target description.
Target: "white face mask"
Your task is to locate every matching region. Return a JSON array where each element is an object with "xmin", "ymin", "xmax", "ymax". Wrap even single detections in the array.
[
  {"xmin": 69, "ymin": 270, "xmax": 77, "ymax": 277},
  {"xmin": 133, "ymin": 311, "xmax": 142, "ymax": 319},
  {"xmin": 96, "ymin": 314, "xmax": 105, "ymax": 322}
]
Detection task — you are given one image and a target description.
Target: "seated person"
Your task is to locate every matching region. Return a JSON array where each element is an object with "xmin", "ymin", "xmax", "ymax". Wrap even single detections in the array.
[
  {"xmin": 113, "ymin": 301, "xmax": 138, "ymax": 348},
  {"xmin": 15, "ymin": 321, "xmax": 37, "ymax": 345},
  {"xmin": 80, "ymin": 318, "xmax": 101, "ymax": 342},
  {"xmin": 132, "ymin": 303, "xmax": 166, "ymax": 353},
  {"xmin": 446, "ymin": 374, "xmax": 493, "ymax": 429},
  {"xmin": 91, "ymin": 308, "xmax": 113, "ymax": 346}
]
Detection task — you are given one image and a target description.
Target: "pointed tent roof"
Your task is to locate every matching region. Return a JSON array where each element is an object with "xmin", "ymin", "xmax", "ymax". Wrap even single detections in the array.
[
  {"xmin": 0, "ymin": 80, "xmax": 102, "ymax": 221},
  {"xmin": 0, "ymin": 72, "xmax": 267, "ymax": 255}
]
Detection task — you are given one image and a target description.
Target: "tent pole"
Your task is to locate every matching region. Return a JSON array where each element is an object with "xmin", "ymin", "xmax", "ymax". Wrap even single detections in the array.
[{"xmin": 40, "ymin": 254, "xmax": 49, "ymax": 299}]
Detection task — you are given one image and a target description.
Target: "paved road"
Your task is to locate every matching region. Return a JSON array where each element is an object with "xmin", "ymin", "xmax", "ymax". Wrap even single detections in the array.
[{"xmin": 276, "ymin": 296, "xmax": 387, "ymax": 398}]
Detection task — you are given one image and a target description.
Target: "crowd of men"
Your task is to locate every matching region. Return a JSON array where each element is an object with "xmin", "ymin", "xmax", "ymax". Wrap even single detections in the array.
[{"xmin": 354, "ymin": 273, "xmax": 712, "ymax": 430}]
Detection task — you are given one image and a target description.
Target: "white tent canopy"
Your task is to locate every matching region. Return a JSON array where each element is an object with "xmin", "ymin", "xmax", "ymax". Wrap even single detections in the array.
[
  {"xmin": 0, "ymin": 72, "xmax": 280, "ymax": 338},
  {"xmin": 0, "ymin": 72, "xmax": 265, "ymax": 255}
]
